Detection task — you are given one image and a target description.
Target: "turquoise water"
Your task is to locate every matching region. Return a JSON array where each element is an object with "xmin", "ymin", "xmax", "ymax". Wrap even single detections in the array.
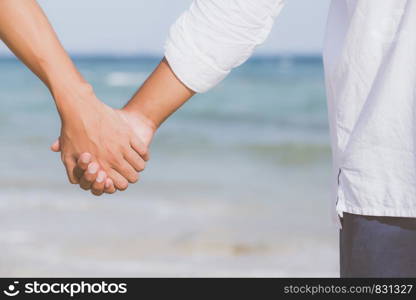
[{"xmin": 0, "ymin": 56, "xmax": 338, "ymax": 276}]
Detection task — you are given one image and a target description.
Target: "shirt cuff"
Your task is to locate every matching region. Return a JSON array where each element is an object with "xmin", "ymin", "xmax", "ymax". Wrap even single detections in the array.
[{"xmin": 164, "ymin": 39, "xmax": 229, "ymax": 94}]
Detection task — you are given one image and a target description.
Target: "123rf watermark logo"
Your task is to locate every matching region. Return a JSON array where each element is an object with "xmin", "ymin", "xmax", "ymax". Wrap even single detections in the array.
[{"xmin": 2, "ymin": 280, "xmax": 127, "ymax": 297}]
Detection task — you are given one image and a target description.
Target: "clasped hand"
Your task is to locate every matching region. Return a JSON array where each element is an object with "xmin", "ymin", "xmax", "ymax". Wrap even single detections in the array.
[{"xmin": 50, "ymin": 85, "xmax": 155, "ymax": 195}]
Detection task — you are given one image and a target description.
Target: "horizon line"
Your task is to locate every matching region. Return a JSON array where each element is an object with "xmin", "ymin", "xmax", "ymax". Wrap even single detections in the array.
[{"xmin": 0, "ymin": 52, "xmax": 323, "ymax": 60}]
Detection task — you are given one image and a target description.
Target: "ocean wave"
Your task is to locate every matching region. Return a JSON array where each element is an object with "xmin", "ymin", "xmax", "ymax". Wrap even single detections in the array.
[{"xmin": 105, "ymin": 72, "xmax": 147, "ymax": 87}]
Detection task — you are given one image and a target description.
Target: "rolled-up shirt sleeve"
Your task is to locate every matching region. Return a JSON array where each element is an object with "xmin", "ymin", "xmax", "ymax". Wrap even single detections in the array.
[{"xmin": 164, "ymin": 0, "xmax": 285, "ymax": 93}]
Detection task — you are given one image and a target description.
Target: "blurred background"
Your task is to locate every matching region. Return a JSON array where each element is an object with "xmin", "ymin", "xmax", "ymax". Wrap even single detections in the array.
[{"xmin": 0, "ymin": 0, "xmax": 337, "ymax": 276}]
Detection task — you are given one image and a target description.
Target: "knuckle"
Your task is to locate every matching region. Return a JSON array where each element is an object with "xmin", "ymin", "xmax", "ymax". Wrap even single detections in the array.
[
  {"xmin": 136, "ymin": 167, "xmax": 144, "ymax": 173},
  {"xmin": 129, "ymin": 174, "xmax": 138, "ymax": 184},
  {"xmin": 125, "ymin": 171, "xmax": 138, "ymax": 183},
  {"xmin": 80, "ymin": 183, "xmax": 90, "ymax": 190},
  {"xmin": 144, "ymin": 153, "xmax": 150, "ymax": 161},
  {"xmin": 85, "ymin": 175, "xmax": 95, "ymax": 183},
  {"xmin": 91, "ymin": 189, "xmax": 103, "ymax": 196},
  {"xmin": 117, "ymin": 181, "xmax": 128, "ymax": 191},
  {"xmin": 118, "ymin": 164, "xmax": 133, "ymax": 177},
  {"xmin": 137, "ymin": 161, "xmax": 146, "ymax": 172},
  {"xmin": 109, "ymin": 155, "xmax": 123, "ymax": 166},
  {"xmin": 142, "ymin": 146, "xmax": 149, "ymax": 156},
  {"xmin": 77, "ymin": 160, "xmax": 87, "ymax": 169}
]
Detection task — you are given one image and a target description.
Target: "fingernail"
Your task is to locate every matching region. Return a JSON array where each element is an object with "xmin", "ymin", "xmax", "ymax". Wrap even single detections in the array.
[
  {"xmin": 88, "ymin": 163, "xmax": 99, "ymax": 174},
  {"xmin": 105, "ymin": 179, "xmax": 111, "ymax": 189},
  {"xmin": 81, "ymin": 153, "xmax": 91, "ymax": 164},
  {"xmin": 96, "ymin": 171, "xmax": 105, "ymax": 183}
]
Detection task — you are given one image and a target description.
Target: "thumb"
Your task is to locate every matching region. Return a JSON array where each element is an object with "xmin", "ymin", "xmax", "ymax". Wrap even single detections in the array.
[{"xmin": 50, "ymin": 139, "xmax": 61, "ymax": 152}]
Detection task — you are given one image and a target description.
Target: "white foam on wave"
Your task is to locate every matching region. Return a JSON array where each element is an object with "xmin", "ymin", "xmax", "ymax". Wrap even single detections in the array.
[{"xmin": 106, "ymin": 72, "xmax": 146, "ymax": 87}]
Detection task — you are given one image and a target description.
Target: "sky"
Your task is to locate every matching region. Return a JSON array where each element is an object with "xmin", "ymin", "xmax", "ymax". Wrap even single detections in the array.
[{"xmin": 0, "ymin": 0, "xmax": 331, "ymax": 56}]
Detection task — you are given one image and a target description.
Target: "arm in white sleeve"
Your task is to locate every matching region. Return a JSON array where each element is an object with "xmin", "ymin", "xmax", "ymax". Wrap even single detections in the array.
[{"xmin": 164, "ymin": 0, "xmax": 285, "ymax": 93}]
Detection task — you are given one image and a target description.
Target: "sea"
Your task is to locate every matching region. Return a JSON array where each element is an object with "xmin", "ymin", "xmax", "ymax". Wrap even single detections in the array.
[{"xmin": 0, "ymin": 55, "xmax": 338, "ymax": 277}]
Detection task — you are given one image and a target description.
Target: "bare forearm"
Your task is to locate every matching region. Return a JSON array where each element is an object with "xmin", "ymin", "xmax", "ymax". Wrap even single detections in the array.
[
  {"xmin": 0, "ymin": 0, "xmax": 90, "ymax": 115},
  {"xmin": 123, "ymin": 58, "xmax": 195, "ymax": 130}
]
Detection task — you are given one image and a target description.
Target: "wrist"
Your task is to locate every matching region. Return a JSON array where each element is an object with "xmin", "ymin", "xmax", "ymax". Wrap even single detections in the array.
[
  {"xmin": 122, "ymin": 106, "xmax": 158, "ymax": 133},
  {"xmin": 120, "ymin": 107, "xmax": 157, "ymax": 147},
  {"xmin": 121, "ymin": 58, "xmax": 194, "ymax": 132},
  {"xmin": 52, "ymin": 81, "xmax": 99, "ymax": 121}
]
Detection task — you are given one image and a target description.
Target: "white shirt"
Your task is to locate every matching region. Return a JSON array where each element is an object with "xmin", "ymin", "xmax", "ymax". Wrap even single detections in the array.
[{"xmin": 164, "ymin": 0, "xmax": 416, "ymax": 225}]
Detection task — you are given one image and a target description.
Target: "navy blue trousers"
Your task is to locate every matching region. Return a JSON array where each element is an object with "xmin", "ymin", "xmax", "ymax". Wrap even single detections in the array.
[{"xmin": 340, "ymin": 212, "xmax": 416, "ymax": 277}]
